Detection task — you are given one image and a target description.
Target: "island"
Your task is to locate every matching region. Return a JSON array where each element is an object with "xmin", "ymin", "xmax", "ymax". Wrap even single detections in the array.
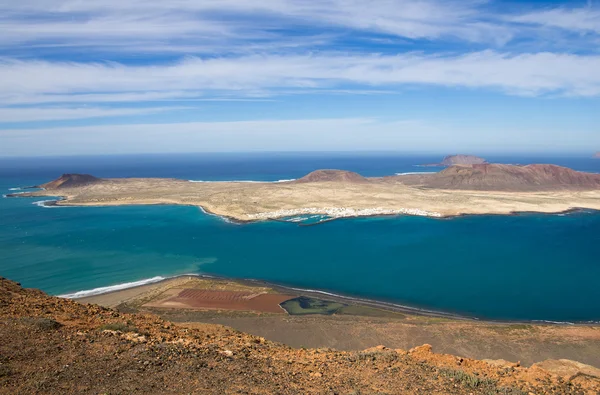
[
  {"xmin": 421, "ymin": 154, "xmax": 487, "ymax": 167},
  {"xmin": 594, "ymin": 152, "xmax": 600, "ymax": 159},
  {"xmin": 440, "ymin": 154, "xmax": 487, "ymax": 166},
  {"xmin": 8, "ymin": 164, "xmax": 600, "ymax": 222}
]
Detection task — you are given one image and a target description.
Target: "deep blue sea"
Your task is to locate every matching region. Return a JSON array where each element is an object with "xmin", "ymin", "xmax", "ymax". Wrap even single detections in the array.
[{"xmin": 1, "ymin": 153, "xmax": 600, "ymax": 322}]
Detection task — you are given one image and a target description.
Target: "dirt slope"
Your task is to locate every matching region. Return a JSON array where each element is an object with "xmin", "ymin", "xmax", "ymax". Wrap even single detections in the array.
[{"xmin": 1, "ymin": 278, "xmax": 599, "ymax": 394}]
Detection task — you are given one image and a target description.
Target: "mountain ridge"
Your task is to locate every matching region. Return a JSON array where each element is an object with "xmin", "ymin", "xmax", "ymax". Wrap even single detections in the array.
[{"xmin": 396, "ymin": 163, "xmax": 600, "ymax": 191}]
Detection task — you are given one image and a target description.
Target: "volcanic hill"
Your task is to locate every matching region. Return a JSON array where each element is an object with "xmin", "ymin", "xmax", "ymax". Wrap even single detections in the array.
[
  {"xmin": 39, "ymin": 174, "xmax": 101, "ymax": 190},
  {"xmin": 1, "ymin": 278, "xmax": 599, "ymax": 394},
  {"xmin": 294, "ymin": 169, "xmax": 368, "ymax": 183},
  {"xmin": 441, "ymin": 154, "xmax": 488, "ymax": 166},
  {"xmin": 398, "ymin": 164, "xmax": 600, "ymax": 191}
]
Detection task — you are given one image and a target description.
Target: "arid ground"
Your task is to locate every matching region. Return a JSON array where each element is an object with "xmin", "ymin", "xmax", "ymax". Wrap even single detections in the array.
[
  {"xmin": 2, "ymin": 277, "xmax": 600, "ymax": 394},
  {"xmin": 79, "ymin": 276, "xmax": 600, "ymax": 369}
]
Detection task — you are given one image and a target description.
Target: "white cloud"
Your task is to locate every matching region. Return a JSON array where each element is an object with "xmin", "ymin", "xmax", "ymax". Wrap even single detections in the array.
[
  {"xmin": 0, "ymin": 0, "xmax": 512, "ymax": 53},
  {"xmin": 1, "ymin": 51, "xmax": 600, "ymax": 106},
  {"xmin": 1, "ymin": 1, "xmax": 598, "ymax": 57},
  {"xmin": 0, "ymin": 106, "xmax": 187, "ymax": 122},
  {"xmin": 512, "ymin": 7, "xmax": 600, "ymax": 34}
]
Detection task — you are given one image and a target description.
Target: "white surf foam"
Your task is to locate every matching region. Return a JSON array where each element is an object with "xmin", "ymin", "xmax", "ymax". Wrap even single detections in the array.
[
  {"xmin": 8, "ymin": 187, "xmax": 21, "ymax": 191},
  {"xmin": 395, "ymin": 172, "xmax": 437, "ymax": 175},
  {"xmin": 189, "ymin": 179, "xmax": 295, "ymax": 183},
  {"xmin": 32, "ymin": 200, "xmax": 59, "ymax": 207},
  {"xmin": 197, "ymin": 206, "xmax": 240, "ymax": 225},
  {"xmin": 59, "ymin": 276, "xmax": 166, "ymax": 299}
]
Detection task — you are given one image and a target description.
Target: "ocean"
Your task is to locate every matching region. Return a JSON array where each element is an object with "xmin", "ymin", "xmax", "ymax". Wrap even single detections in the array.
[{"xmin": 1, "ymin": 152, "xmax": 599, "ymax": 322}]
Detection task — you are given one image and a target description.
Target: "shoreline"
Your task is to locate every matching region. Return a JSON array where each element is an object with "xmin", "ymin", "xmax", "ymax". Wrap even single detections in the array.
[
  {"xmin": 64, "ymin": 273, "xmax": 599, "ymax": 326},
  {"xmin": 6, "ymin": 192, "xmax": 600, "ymax": 224}
]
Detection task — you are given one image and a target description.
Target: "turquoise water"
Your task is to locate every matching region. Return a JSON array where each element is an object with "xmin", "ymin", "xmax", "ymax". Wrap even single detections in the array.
[{"xmin": 1, "ymin": 153, "xmax": 600, "ymax": 322}]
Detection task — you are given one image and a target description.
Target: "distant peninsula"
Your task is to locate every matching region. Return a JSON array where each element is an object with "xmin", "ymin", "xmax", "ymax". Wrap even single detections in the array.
[
  {"xmin": 421, "ymin": 154, "xmax": 487, "ymax": 167},
  {"xmin": 8, "ymin": 164, "xmax": 600, "ymax": 222},
  {"xmin": 594, "ymin": 152, "xmax": 600, "ymax": 159}
]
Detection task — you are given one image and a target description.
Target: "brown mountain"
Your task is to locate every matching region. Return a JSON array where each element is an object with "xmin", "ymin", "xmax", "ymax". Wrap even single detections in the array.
[
  {"xmin": 594, "ymin": 152, "xmax": 600, "ymax": 159},
  {"xmin": 295, "ymin": 169, "xmax": 368, "ymax": 183},
  {"xmin": 2, "ymin": 277, "xmax": 599, "ymax": 394},
  {"xmin": 420, "ymin": 154, "xmax": 487, "ymax": 167},
  {"xmin": 39, "ymin": 174, "xmax": 102, "ymax": 190},
  {"xmin": 398, "ymin": 164, "xmax": 600, "ymax": 191},
  {"xmin": 441, "ymin": 155, "xmax": 487, "ymax": 166}
]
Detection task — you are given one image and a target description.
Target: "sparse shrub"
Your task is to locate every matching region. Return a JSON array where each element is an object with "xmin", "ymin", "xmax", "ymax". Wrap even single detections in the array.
[
  {"xmin": 0, "ymin": 364, "xmax": 12, "ymax": 378},
  {"xmin": 439, "ymin": 368, "xmax": 496, "ymax": 390},
  {"xmin": 492, "ymin": 387, "xmax": 528, "ymax": 395},
  {"xmin": 21, "ymin": 317, "xmax": 62, "ymax": 331}
]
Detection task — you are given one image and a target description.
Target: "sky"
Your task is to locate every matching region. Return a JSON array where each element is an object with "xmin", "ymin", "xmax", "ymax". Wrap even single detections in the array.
[{"xmin": 0, "ymin": 0, "xmax": 599, "ymax": 156}]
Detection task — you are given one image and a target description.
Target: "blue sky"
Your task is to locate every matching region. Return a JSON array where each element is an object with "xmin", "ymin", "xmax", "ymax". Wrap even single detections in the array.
[{"xmin": 0, "ymin": 0, "xmax": 599, "ymax": 156}]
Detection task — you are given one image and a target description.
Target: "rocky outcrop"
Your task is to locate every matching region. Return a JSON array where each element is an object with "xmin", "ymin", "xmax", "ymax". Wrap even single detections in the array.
[
  {"xmin": 39, "ymin": 174, "xmax": 101, "ymax": 190},
  {"xmin": 1, "ymin": 277, "xmax": 599, "ymax": 394},
  {"xmin": 398, "ymin": 164, "xmax": 600, "ymax": 191},
  {"xmin": 294, "ymin": 169, "xmax": 368, "ymax": 183}
]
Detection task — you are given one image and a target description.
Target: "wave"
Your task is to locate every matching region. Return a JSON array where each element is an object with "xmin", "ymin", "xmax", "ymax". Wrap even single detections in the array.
[
  {"xmin": 9, "ymin": 187, "xmax": 21, "ymax": 191},
  {"xmin": 531, "ymin": 319, "xmax": 576, "ymax": 325},
  {"xmin": 59, "ymin": 276, "xmax": 166, "ymax": 299},
  {"xmin": 32, "ymin": 200, "xmax": 59, "ymax": 207},
  {"xmin": 197, "ymin": 206, "xmax": 240, "ymax": 225},
  {"xmin": 189, "ymin": 179, "xmax": 295, "ymax": 183}
]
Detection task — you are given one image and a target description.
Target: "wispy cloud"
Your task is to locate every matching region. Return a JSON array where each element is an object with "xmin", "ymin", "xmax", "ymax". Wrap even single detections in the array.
[
  {"xmin": 0, "ymin": 106, "xmax": 187, "ymax": 123},
  {"xmin": 1, "ymin": 1, "xmax": 600, "ymax": 127},
  {"xmin": 2, "ymin": 51, "xmax": 600, "ymax": 106},
  {"xmin": 512, "ymin": 6, "xmax": 600, "ymax": 34},
  {"xmin": 0, "ymin": 0, "xmax": 504, "ymax": 51}
]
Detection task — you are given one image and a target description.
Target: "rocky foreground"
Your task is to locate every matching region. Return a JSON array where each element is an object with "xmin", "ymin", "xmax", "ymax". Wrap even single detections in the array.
[{"xmin": 1, "ymin": 278, "xmax": 599, "ymax": 394}]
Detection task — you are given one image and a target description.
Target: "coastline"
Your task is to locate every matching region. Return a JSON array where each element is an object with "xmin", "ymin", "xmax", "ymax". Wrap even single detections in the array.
[
  {"xmin": 66, "ymin": 272, "xmax": 599, "ymax": 325},
  {"xmin": 7, "ymin": 190, "xmax": 600, "ymax": 225}
]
